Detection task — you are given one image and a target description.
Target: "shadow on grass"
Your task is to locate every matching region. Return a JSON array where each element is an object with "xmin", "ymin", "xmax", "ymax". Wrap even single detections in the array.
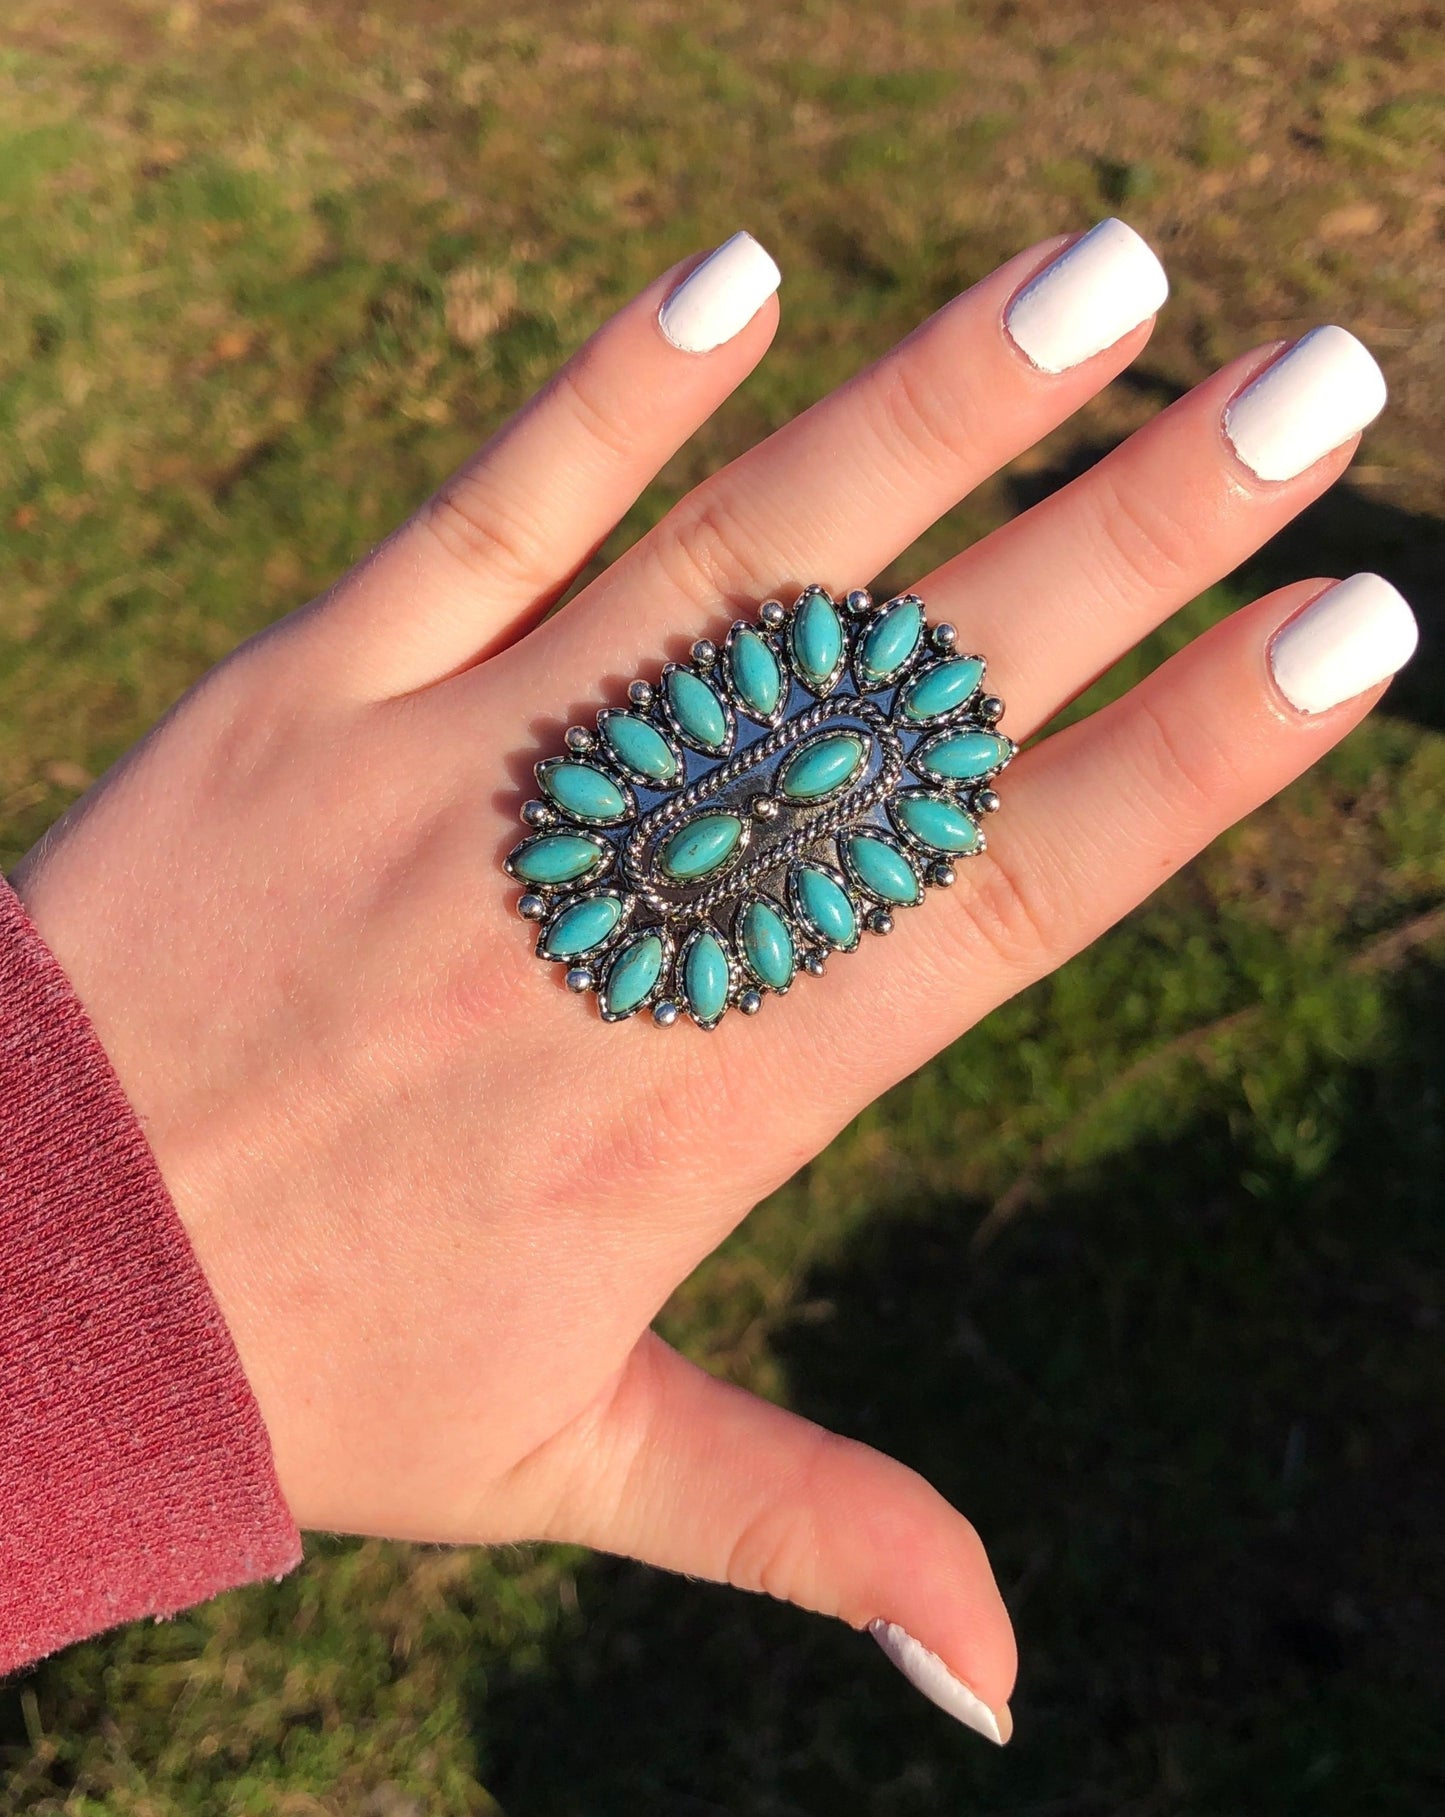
[
  {"xmin": 1005, "ymin": 366, "xmax": 1445, "ymax": 738},
  {"xmin": 475, "ymin": 955, "xmax": 1444, "ymax": 1816}
]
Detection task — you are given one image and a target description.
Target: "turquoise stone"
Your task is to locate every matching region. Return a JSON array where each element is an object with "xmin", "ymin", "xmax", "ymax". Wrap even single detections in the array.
[
  {"xmin": 508, "ymin": 832, "xmax": 604, "ymax": 886},
  {"xmin": 658, "ymin": 812, "xmax": 744, "ymax": 883},
  {"xmin": 740, "ymin": 899, "xmax": 795, "ymax": 989},
  {"xmin": 789, "ymin": 588, "xmax": 844, "ymax": 690},
  {"xmin": 778, "ymin": 731, "xmax": 866, "ymax": 803},
  {"xmin": 891, "ymin": 791, "xmax": 981, "ymax": 854},
  {"xmin": 683, "ymin": 929, "xmax": 730, "ymax": 1023},
  {"xmin": 915, "ymin": 729, "xmax": 1010, "ymax": 783},
  {"xmin": 602, "ymin": 933, "xmax": 663, "ymax": 1017},
  {"xmin": 538, "ymin": 759, "xmax": 629, "ymax": 824},
  {"xmin": 844, "ymin": 834, "xmax": 921, "ymax": 906},
  {"xmin": 600, "ymin": 711, "xmax": 679, "ymax": 785},
  {"xmin": 539, "ymin": 893, "xmax": 623, "ymax": 959},
  {"xmin": 899, "ymin": 656, "xmax": 986, "ymax": 722},
  {"xmin": 793, "ymin": 866, "xmax": 858, "ymax": 950},
  {"xmin": 728, "ymin": 628, "xmax": 783, "ymax": 719},
  {"xmin": 855, "ymin": 598, "xmax": 923, "ymax": 685},
  {"xmin": 666, "ymin": 667, "xmax": 730, "ymax": 751}
]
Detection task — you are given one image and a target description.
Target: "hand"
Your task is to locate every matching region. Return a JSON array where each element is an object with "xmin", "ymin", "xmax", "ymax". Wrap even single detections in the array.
[{"xmin": 13, "ymin": 220, "xmax": 1412, "ymax": 1741}]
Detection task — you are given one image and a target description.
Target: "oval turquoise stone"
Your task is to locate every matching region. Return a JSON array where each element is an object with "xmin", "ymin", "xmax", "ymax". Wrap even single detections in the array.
[
  {"xmin": 508, "ymin": 833, "xmax": 604, "ymax": 886},
  {"xmin": 666, "ymin": 668, "xmax": 730, "ymax": 750},
  {"xmin": 892, "ymin": 792, "xmax": 980, "ymax": 854},
  {"xmin": 856, "ymin": 598, "xmax": 923, "ymax": 685},
  {"xmin": 539, "ymin": 893, "xmax": 623, "ymax": 959},
  {"xmin": 778, "ymin": 731, "xmax": 866, "ymax": 803},
  {"xmin": 539, "ymin": 760, "xmax": 628, "ymax": 823},
  {"xmin": 683, "ymin": 929, "xmax": 730, "ymax": 1023},
  {"xmin": 789, "ymin": 589, "xmax": 844, "ymax": 689},
  {"xmin": 844, "ymin": 834, "xmax": 921, "ymax": 906},
  {"xmin": 740, "ymin": 900, "xmax": 795, "ymax": 989},
  {"xmin": 916, "ymin": 730, "xmax": 1010, "ymax": 783},
  {"xmin": 900, "ymin": 656, "xmax": 986, "ymax": 721},
  {"xmin": 728, "ymin": 629, "xmax": 783, "ymax": 719},
  {"xmin": 602, "ymin": 933, "xmax": 663, "ymax": 1017},
  {"xmin": 658, "ymin": 812, "xmax": 744, "ymax": 883},
  {"xmin": 600, "ymin": 712, "xmax": 679, "ymax": 785},
  {"xmin": 794, "ymin": 867, "xmax": 858, "ymax": 949}
]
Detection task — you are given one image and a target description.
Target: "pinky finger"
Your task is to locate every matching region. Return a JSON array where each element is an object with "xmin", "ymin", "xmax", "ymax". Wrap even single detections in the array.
[{"xmin": 292, "ymin": 232, "xmax": 782, "ymax": 700}]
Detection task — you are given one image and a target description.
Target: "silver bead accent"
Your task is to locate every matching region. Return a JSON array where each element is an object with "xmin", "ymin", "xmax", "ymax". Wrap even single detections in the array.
[
  {"xmin": 803, "ymin": 951, "xmax": 827, "ymax": 977},
  {"xmin": 738, "ymin": 988, "xmax": 763, "ymax": 1015},
  {"xmin": 867, "ymin": 908, "xmax": 894, "ymax": 936},
  {"xmin": 517, "ymin": 893, "xmax": 547, "ymax": 921},
  {"xmin": 751, "ymin": 794, "xmax": 780, "ymax": 822},
  {"xmin": 929, "ymin": 861, "xmax": 957, "ymax": 888},
  {"xmin": 627, "ymin": 679, "xmax": 654, "ymax": 708},
  {"xmin": 845, "ymin": 587, "xmax": 873, "ymax": 614},
  {"xmin": 979, "ymin": 695, "xmax": 1005, "ymax": 724},
  {"xmin": 565, "ymin": 725, "xmax": 596, "ymax": 753},
  {"xmin": 930, "ymin": 622, "xmax": 958, "ymax": 653},
  {"xmin": 565, "ymin": 967, "xmax": 595, "ymax": 993},
  {"xmin": 759, "ymin": 599, "xmax": 786, "ymax": 630},
  {"xmin": 977, "ymin": 788, "xmax": 1002, "ymax": 815},
  {"xmin": 652, "ymin": 999, "xmax": 680, "ymax": 1028},
  {"xmin": 521, "ymin": 799, "xmax": 555, "ymax": 828},
  {"xmin": 691, "ymin": 638, "xmax": 717, "ymax": 669}
]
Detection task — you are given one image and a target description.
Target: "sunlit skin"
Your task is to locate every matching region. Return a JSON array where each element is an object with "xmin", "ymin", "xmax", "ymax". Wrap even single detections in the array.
[{"xmin": 13, "ymin": 232, "xmax": 1395, "ymax": 1733}]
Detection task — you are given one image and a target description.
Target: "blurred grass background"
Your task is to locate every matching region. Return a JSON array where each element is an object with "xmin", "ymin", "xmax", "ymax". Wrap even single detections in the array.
[{"xmin": 1, "ymin": 1, "xmax": 1442, "ymax": 1810}]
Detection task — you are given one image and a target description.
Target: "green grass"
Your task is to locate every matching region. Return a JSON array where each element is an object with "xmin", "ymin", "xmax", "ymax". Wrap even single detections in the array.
[{"xmin": 2, "ymin": 2, "xmax": 1442, "ymax": 1811}]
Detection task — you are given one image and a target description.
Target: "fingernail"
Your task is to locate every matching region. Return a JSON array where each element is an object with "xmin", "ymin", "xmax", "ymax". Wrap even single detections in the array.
[
  {"xmin": 657, "ymin": 231, "xmax": 781, "ymax": 354},
  {"xmin": 868, "ymin": 1619, "xmax": 1012, "ymax": 1745},
  {"xmin": 1268, "ymin": 572, "xmax": 1418, "ymax": 715},
  {"xmin": 1003, "ymin": 217, "xmax": 1168, "ymax": 373},
  {"xmin": 1222, "ymin": 325, "xmax": 1387, "ymax": 482}
]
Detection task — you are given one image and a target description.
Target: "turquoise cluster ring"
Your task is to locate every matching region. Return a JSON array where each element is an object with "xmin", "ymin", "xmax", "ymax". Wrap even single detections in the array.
[{"xmin": 505, "ymin": 584, "xmax": 1014, "ymax": 1029}]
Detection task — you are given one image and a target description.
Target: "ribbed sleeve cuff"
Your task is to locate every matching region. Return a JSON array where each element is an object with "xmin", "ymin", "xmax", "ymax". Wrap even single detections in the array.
[{"xmin": 0, "ymin": 878, "xmax": 302, "ymax": 1676}]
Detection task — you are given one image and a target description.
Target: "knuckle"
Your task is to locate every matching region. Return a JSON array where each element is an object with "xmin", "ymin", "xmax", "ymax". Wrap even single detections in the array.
[
  {"xmin": 724, "ymin": 1426, "xmax": 841, "ymax": 1611},
  {"xmin": 1085, "ymin": 461, "xmax": 1199, "ymax": 601},
  {"xmin": 1126, "ymin": 689, "xmax": 1243, "ymax": 835},
  {"xmin": 421, "ymin": 471, "xmax": 548, "ymax": 589},
  {"xmin": 868, "ymin": 352, "xmax": 983, "ymax": 480},
  {"xmin": 551, "ymin": 345, "xmax": 638, "ymax": 466},
  {"xmin": 957, "ymin": 842, "xmax": 1068, "ymax": 975},
  {"xmin": 650, "ymin": 488, "xmax": 772, "ymax": 607}
]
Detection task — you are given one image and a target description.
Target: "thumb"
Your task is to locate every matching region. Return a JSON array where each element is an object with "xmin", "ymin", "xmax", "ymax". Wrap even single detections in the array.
[{"xmin": 539, "ymin": 1331, "xmax": 1017, "ymax": 1745}]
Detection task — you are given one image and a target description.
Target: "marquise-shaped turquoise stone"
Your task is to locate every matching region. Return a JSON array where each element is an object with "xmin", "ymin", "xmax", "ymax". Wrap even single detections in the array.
[
  {"xmin": 740, "ymin": 900, "xmax": 794, "ymax": 989},
  {"xmin": 600, "ymin": 711, "xmax": 679, "ymax": 785},
  {"xmin": 892, "ymin": 791, "xmax": 981, "ymax": 854},
  {"xmin": 899, "ymin": 656, "xmax": 986, "ymax": 721},
  {"xmin": 844, "ymin": 834, "xmax": 921, "ymax": 905},
  {"xmin": 539, "ymin": 760, "xmax": 629, "ymax": 823},
  {"xmin": 602, "ymin": 933, "xmax": 663, "ymax": 1017},
  {"xmin": 794, "ymin": 866, "xmax": 858, "ymax": 950},
  {"xmin": 728, "ymin": 628, "xmax": 783, "ymax": 718},
  {"xmin": 508, "ymin": 833, "xmax": 604, "ymax": 886},
  {"xmin": 539, "ymin": 893, "xmax": 623, "ymax": 959},
  {"xmin": 666, "ymin": 668, "xmax": 730, "ymax": 750},
  {"xmin": 855, "ymin": 598, "xmax": 923, "ymax": 685},
  {"xmin": 683, "ymin": 929, "xmax": 730, "ymax": 1023},
  {"xmin": 789, "ymin": 589, "xmax": 844, "ymax": 690},
  {"xmin": 915, "ymin": 729, "xmax": 1011, "ymax": 783},
  {"xmin": 658, "ymin": 812, "xmax": 744, "ymax": 882},
  {"xmin": 778, "ymin": 731, "xmax": 866, "ymax": 803}
]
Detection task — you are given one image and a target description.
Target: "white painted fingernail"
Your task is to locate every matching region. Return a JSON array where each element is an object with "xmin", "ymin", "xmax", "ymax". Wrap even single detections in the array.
[
  {"xmin": 1003, "ymin": 217, "xmax": 1168, "ymax": 373},
  {"xmin": 1268, "ymin": 572, "xmax": 1418, "ymax": 715},
  {"xmin": 656, "ymin": 231, "xmax": 781, "ymax": 354},
  {"xmin": 868, "ymin": 1619, "xmax": 1011, "ymax": 1745},
  {"xmin": 1223, "ymin": 325, "xmax": 1387, "ymax": 482}
]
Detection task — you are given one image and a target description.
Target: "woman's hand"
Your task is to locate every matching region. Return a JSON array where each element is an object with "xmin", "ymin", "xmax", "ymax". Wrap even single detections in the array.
[{"xmin": 12, "ymin": 220, "xmax": 1412, "ymax": 1740}]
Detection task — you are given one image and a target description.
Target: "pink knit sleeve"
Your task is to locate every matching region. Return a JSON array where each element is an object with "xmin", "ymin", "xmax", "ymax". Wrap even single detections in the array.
[{"xmin": 0, "ymin": 878, "xmax": 301, "ymax": 1675}]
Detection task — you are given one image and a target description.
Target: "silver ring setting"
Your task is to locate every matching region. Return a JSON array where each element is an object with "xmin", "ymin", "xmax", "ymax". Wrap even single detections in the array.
[{"xmin": 505, "ymin": 585, "xmax": 1014, "ymax": 1029}]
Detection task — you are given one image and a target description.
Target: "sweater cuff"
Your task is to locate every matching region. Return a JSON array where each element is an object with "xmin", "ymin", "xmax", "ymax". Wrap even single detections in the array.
[{"xmin": 0, "ymin": 878, "xmax": 302, "ymax": 1676}]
